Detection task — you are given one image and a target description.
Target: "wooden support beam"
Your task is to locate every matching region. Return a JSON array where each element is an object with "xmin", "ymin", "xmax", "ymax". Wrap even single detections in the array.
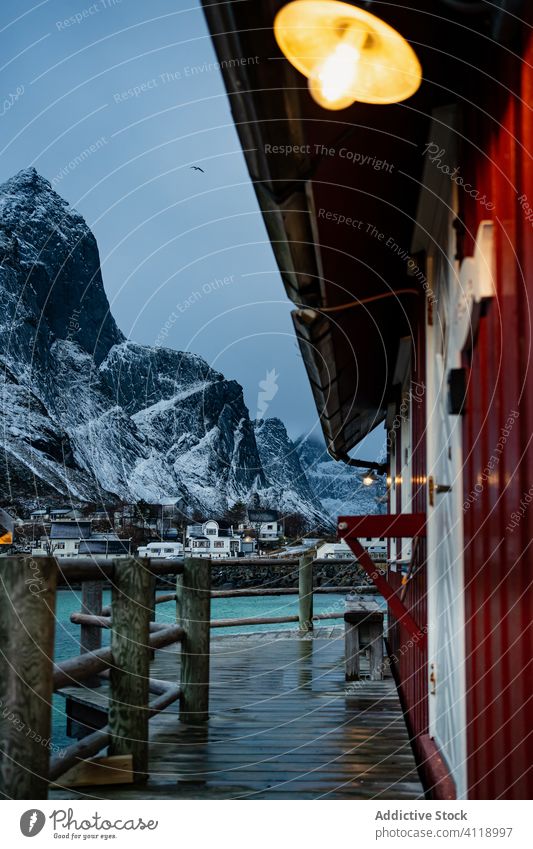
[
  {"xmin": 179, "ymin": 557, "xmax": 211, "ymax": 723},
  {"xmin": 0, "ymin": 556, "xmax": 57, "ymax": 799},
  {"xmin": 298, "ymin": 551, "xmax": 314, "ymax": 632},
  {"xmin": 108, "ymin": 558, "xmax": 152, "ymax": 782},
  {"xmin": 343, "ymin": 539, "xmax": 426, "ymax": 648},
  {"xmin": 338, "ymin": 512, "xmax": 427, "ymax": 538}
]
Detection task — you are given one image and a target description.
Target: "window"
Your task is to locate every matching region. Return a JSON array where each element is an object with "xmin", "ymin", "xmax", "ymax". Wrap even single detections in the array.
[
  {"xmin": 193, "ymin": 540, "xmax": 208, "ymax": 548},
  {"xmin": 55, "ymin": 542, "xmax": 65, "ymax": 550},
  {"xmin": 205, "ymin": 528, "xmax": 216, "ymax": 535},
  {"xmin": 214, "ymin": 541, "xmax": 224, "ymax": 548},
  {"xmin": 74, "ymin": 542, "xmax": 80, "ymax": 549},
  {"xmin": 267, "ymin": 524, "xmax": 273, "ymax": 530}
]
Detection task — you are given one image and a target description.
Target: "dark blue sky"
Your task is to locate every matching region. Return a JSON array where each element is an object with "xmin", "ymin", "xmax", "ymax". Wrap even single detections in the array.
[{"xmin": 0, "ymin": 0, "xmax": 384, "ymax": 458}]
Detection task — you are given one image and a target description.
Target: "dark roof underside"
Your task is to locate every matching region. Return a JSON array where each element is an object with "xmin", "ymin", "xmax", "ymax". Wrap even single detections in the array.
[{"xmin": 201, "ymin": 0, "xmax": 507, "ymax": 455}]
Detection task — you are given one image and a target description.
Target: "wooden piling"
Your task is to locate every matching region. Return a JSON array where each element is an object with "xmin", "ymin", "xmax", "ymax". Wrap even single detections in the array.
[
  {"xmin": 298, "ymin": 551, "xmax": 314, "ymax": 632},
  {"xmin": 80, "ymin": 581, "xmax": 103, "ymax": 687},
  {"xmin": 0, "ymin": 556, "xmax": 57, "ymax": 799},
  {"xmin": 147, "ymin": 567, "xmax": 156, "ymax": 661},
  {"xmin": 179, "ymin": 557, "xmax": 211, "ymax": 723},
  {"xmin": 108, "ymin": 558, "xmax": 151, "ymax": 782},
  {"xmin": 344, "ymin": 620, "xmax": 361, "ymax": 681}
]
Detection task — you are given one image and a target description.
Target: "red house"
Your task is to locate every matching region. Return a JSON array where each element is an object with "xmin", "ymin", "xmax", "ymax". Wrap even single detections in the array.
[{"xmin": 202, "ymin": 0, "xmax": 533, "ymax": 798}]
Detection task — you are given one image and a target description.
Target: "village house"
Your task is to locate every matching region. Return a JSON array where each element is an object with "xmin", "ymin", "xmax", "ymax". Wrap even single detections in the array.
[
  {"xmin": 240, "ymin": 508, "xmax": 283, "ymax": 542},
  {"xmin": 185, "ymin": 519, "xmax": 241, "ymax": 559},
  {"xmin": 31, "ymin": 520, "xmax": 130, "ymax": 559}
]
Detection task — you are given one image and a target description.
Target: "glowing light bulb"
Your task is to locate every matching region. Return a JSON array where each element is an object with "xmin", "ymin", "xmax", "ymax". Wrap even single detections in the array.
[
  {"xmin": 309, "ymin": 42, "xmax": 361, "ymax": 109},
  {"xmin": 274, "ymin": 1, "xmax": 422, "ymax": 111}
]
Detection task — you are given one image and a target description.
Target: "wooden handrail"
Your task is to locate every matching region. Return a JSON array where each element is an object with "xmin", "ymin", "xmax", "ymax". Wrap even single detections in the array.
[
  {"xmin": 54, "ymin": 558, "xmax": 184, "ymax": 585},
  {"xmin": 49, "ymin": 676, "xmax": 181, "ymax": 783},
  {"xmin": 53, "ymin": 624, "xmax": 184, "ymax": 690},
  {"xmin": 211, "ymin": 611, "xmax": 345, "ymax": 628},
  {"xmin": 99, "ymin": 584, "xmax": 377, "ymax": 615},
  {"xmin": 210, "ymin": 585, "xmax": 378, "ymax": 598}
]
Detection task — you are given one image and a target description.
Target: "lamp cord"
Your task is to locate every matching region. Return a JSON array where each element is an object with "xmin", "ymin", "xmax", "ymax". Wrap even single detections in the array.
[{"xmin": 313, "ymin": 287, "xmax": 420, "ymax": 314}]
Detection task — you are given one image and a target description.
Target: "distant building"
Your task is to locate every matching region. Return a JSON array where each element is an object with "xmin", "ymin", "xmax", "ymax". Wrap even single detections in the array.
[
  {"xmin": 79, "ymin": 535, "xmax": 131, "ymax": 558},
  {"xmin": 31, "ymin": 520, "xmax": 130, "ymax": 558},
  {"xmin": 149, "ymin": 497, "xmax": 186, "ymax": 536},
  {"xmin": 30, "ymin": 508, "xmax": 50, "ymax": 522},
  {"xmin": 49, "ymin": 508, "xmax": 83, "ymax": 520},
  {"xmin": 185, "ymin": 520, "xmax": 241, "ymax": 559},
  {"xmin": 316, "ymin": 538, "xmax": 386, "ymax": 561},
  {"xmin": 242, "ymin": 508, "xmax": 283, "ymax": 541}
]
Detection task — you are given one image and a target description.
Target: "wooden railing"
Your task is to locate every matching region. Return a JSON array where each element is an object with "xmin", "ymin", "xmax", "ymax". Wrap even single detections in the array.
[
  {"xmin": 0, "ymin": 555, "xmax": 207, "ymax": 798},
  {"xmin": 0, "ymin": 552, "xmax": 377, "ymax": 799}
]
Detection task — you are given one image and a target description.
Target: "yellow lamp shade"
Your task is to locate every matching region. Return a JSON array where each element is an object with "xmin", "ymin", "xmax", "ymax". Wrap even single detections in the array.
[{"xmin": 274, "ymin": 0, "xmax": 422, "ymax": 110}]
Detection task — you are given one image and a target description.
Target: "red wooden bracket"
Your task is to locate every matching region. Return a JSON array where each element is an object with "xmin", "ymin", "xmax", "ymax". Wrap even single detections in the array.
[
  {"xmin": 338, "ymin": 513, "xmax": 427, "ymax": 538},
  {"xmin": 343, "ymin": 536, "xmax": 427, "ymax": 650}
]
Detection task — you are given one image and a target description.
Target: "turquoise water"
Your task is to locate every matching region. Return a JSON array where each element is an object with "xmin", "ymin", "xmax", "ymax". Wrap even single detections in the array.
[{"xmin": 51, "ymin": 589, "xmax": 353, "ymax": 748}]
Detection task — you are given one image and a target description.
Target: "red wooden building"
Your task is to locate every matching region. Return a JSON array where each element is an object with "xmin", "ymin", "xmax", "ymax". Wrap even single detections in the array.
[{"xmin": 202, "ymin": 0, "xmax": 533, "ymax": 798}]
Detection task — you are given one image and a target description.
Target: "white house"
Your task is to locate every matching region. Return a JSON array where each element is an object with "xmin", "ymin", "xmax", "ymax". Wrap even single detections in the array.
[
  {"xmin": 185, "ymin": 520, "xmax": 240, "ymax": 559},
  {"xmin": 31, "ymin": 521, "xmax": 130, "ymax": 558}
]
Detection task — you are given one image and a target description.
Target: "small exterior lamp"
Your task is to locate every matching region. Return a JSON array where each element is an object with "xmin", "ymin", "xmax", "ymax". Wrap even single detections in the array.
[
  {"xmin": 363, "ymin": 469, "xmax": 378, "ymax": 486},
  {"xmin": 274, "ymin": 0, "xmax": 422, "ymax": 110}
]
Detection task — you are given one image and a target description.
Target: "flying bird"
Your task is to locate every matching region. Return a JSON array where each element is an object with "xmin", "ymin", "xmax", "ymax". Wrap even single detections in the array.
[{"xmin": 190, "ymin": 165, "xmax": 205, "ymax": 173}]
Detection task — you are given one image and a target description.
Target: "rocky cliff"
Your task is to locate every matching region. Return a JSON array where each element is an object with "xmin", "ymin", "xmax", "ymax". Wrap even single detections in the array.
[{"xmin": 0, "ymin": 169, "xmax": 337, "ymax": 522}]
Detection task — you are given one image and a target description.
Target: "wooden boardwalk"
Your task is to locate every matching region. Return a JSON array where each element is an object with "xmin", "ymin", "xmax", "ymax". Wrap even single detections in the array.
[{"xmin": 51, "ymin": 629, "xmax": 424, "ymax": 800}]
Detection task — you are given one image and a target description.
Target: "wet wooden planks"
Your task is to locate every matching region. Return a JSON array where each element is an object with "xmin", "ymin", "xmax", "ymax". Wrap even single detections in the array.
[{"xmin": 51, "ymin": 632, "xmax": 424, "ymax": 800}]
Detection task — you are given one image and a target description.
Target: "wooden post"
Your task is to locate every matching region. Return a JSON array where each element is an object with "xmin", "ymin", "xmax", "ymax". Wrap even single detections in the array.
[
  {"xmin": 147, "ymin": 568, "xmax": 156, "ymax": 661},
  {"xmin": 0, "ymin": 556, "xmax": 57, "ymax": 799},
  {"xmin": 344, "ymin": 621, "xmax": 361, "ymax": 681},
  {"xmin": 298, "ymin": 551, "xmax": 314, "ymax": 632},
  {"xmin": 176, "ymin": 569, "xmax": 183, "ymax": 624},
  {"xmin": 108, "ymin": 558, "xmax": 151, "ymax": 782},
  {"xmin": 179, "ymin": 557, "xmax": 211, "ymax": 723},
  {"xmin": 80, "ymin": 581, "xmax": 103, "ymax": 687},
  {"xmin": 367, "ymin": 621, "xmax": 385, "ymax": 681}
]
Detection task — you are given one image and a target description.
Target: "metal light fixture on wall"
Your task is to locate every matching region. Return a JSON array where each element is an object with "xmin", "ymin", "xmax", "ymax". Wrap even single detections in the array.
[{"xmin": 274, "ymin": 0, "xmax": 422, "ymax": 110}]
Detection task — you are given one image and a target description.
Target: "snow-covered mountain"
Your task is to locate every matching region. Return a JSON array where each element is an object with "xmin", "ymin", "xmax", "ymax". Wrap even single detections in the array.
[
  {"xmin": 253, "ymin": 418, "xmax": 327, "ymax": 525},
  {"xmin": 0, "ymin": 169, "xmax": 333, "ymax": 522},
  {"xmin": 295, "ymin": 434, "xmax": 386, "ymax": 522}
]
